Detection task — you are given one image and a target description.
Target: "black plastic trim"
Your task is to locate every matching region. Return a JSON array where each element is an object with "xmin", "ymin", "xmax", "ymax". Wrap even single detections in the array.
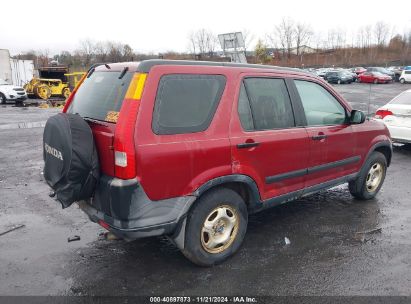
[
  {"xmin": 366, "ymin": 140, "xmax": 393, "ymax": 166},
  {"xmin": 78, "ymin": 175, "xmax": 196, "ymax": 240},
  {"xmin": 265, "ymin": 168, "xmax": 307, "ymax": 184},
  {"xmin": 307, "ymin": 156, "xmax": 361, "ymax": 174},
  {"xmin": 265, "ymin": 156, "xmax": 361, "ymax": 184},
  {"xmin": 255, "ymin": 173, "xmax": 358, "ymax": 213},
  {"xmin": 193, "ymin": 174, "xmax": 261, "ymax": 204},
  {"xmin": 237, "ymin": 142, "xmax": 260, "ymax": 149},
  {"xmin": 285, "ymin": 78, "xmax": 307, "ymax": 127}
]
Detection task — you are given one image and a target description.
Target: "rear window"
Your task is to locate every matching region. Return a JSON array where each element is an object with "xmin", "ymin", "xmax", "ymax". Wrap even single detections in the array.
[
  {"xmin": 152, "ymin": 74, "xmax": 226, "ymax": 135},
  {"xmin": 67, "ymin": 71, "xmax": 133, "ymax": 122},
  {"xmin": 390, "ymin": 91, "xmax": 411, "ymax": 105}
]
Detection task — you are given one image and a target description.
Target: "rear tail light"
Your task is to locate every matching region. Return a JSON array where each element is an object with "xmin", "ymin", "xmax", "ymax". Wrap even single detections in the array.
[
  {"xmin": 375, "ymin": 109, "xmax": 393, "ymax": 119},
  {"xmin": 113, "ymin": 73, "xmax": 147, "ymax": 179}
]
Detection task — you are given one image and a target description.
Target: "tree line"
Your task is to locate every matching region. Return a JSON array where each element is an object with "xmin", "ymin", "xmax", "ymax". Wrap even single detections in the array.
[{"xmin": 13, "ymin": 18, "xmax": 411, "ymax": 69}]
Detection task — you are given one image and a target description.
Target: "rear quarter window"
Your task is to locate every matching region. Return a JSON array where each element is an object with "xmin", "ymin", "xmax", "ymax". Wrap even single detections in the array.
[{"xmin": 152, "ymin": 74, "xmax": 226, "ymax": 135}]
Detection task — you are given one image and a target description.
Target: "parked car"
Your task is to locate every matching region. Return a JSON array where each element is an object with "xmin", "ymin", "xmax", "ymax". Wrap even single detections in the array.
[
  {"xmin": 387, "ymin": 66, "xmax": 403, "ymax": 82},
  {"xmin": 375, "ymin": 89, "xmax": 411, "ymax": 144},
  {"xmin": 366, "ymin": 67, "xmax": 395, "ymax": 80},
  {"xmin": 344, "ymin": 70, "xmax": 358, "ymax": 82},
  {"xmin": 42, "ymin": 60, "xmax": 392, "ymax": 266},
  {"xmin": 316, "ymin": 68, "xmax": 330, "ymax": 78},
  {"xmin": 353, "ymin": 67, "xmax": 367, "ymax": 75},
  {"xmin": 358, "ymin": 72, "xmax": 392, "ymax": 84},
  {"xmin": 399, "ymin": 70, "xmax": 411, "ymax": 84},
  {"xmin": 325, "ymin": 70, "xmax": 353, "ymax": 84},
  {"xmin": 0, "ymin": 78, "xmax": 28, "ymax": 105}
]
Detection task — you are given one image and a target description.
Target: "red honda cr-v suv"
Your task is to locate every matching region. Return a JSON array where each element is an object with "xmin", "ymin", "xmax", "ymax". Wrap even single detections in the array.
[{"xmin": 43, "ymin": 60, "xmax": 392, "ymax": 266}]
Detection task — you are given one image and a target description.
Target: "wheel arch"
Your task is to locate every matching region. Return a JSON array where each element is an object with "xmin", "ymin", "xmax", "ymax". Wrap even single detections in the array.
[
  {"xmin": 192, "ymin": 174, "xmax": 262, "ymax": 211},
  {"xmin": 170, "ymin": 175, "xmax": 261, "ymax": 251},
  {"xmin": 367, "ymin": 141, "xmax": 392, "ymax": 167}
]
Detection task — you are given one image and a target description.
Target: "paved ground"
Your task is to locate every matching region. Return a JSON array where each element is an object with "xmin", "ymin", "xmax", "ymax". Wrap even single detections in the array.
[{"xmin": 0, "ymin": 82, "xmax": 411, "ymax": 296}]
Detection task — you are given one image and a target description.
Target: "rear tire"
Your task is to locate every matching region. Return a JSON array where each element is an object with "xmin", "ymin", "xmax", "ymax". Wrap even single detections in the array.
[
  {"xmin": 400, "ymin": 78, "xmax": 405, "ymax": 84},
  {"xmin": 182, "ymin": 188, "xmax": 248, "ymax": 266},
  {"xmin": 374, "ymin": 79, "xmax": 378, "ymax": 84},
  {"xmin": 349, "ymin": 151, "xmax": 387, "ymax": 200}
]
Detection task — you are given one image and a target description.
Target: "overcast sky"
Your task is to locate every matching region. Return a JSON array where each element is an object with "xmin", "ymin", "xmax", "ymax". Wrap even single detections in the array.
[{"xmin": 2, "ymin": 0, "xmax": 411, "ymax": 55}]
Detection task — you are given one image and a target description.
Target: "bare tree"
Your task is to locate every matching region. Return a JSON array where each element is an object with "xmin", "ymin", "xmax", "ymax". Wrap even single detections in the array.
[
  {"xmin": 324, "ymin": 28, "xmax": 345, "ymax": 50},
  {"xmin": 78, "ymin": 39, "xmax": 96, "ymax": 65},
  {"xmin": 364, "ymin": 25, "xmax": 373, "ymax": 48},
  {"xmin": 294, "ymin": 23, "xmax": 313, "ymax": 56},
  {"xmin": 188, "ymin": 29, "xmax": 217, "ymax": 57},
  {"xmin": 374, "ymin": 21, "xmax": 389, "ymax": 47},
  {"xmin": 275, "ymin": 17, "xmax": 295, "ymax": 59},
  {"xmin": 122, "ymin": 44, "xmax": 134, "ymax": 61},
  {"xmin": 94, "ymin": 41, "xmax": 109, "ymax": 62},
  {"xmin": 242, "ymin": 29, "xmax": 255, "ymax": 53},
  {"xmin": 37, "ymin": 49, "xmax": 50, "ymax": 67},
  {"xmin": 188, "ymin": 32, "xmax": 197, "ymax": 56}
]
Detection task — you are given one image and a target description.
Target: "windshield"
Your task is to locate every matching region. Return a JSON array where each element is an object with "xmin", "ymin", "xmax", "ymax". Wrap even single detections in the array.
[
  {"xmin": 0, "ymin": 79, "xmax": 9, "ymax": 85},
  {"xmin": 390, "ymin": 91, "xmax": 411, "ymax": 105},
  {"xmin": 67, "ymin": 71, "xmax": 133, "ymax": 122},
  {"xmin": 374, "ymin": 72, "xmax": 384, "ymax": 77}
]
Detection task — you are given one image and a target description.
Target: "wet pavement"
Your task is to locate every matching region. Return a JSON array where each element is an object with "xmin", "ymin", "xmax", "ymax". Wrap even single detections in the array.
[{"xmin": 0, "ymin": 83, "xmax": 411, "ymax": 296}]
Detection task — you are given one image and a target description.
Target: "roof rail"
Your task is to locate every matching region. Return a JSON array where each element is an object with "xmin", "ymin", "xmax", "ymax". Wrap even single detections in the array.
[{"xmin": 137, "ymin": 59, "xmax": 305, "ymax": 74}]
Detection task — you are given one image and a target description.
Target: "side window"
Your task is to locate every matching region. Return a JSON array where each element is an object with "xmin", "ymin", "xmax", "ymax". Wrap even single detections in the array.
[
  {"xmin": 152, "ymin": 74, "xmax": 226, "ymax": 135},
  {"xmin": 294, "ymin": 80, "xmax": 347, "ymax": 126},
  {"xmin": 238, "ymin": 78, "xmax": 295, "ymax": 131}
]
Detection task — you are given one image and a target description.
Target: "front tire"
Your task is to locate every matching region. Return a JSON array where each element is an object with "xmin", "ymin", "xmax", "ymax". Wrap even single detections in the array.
[
  {"xmin": 182, "ymin": 188, "xmax": 248, "ymax": 266},
  {"xmin": 400, "ymin": 78, "xmax": 405, "ymax": 84},
  {"xmin": 349, "ymin": 151, "xmax": 387, "ymax": 200},
  {"xmin": 0, "ymin": 93, "xmax": 6, "ymax": 104}
]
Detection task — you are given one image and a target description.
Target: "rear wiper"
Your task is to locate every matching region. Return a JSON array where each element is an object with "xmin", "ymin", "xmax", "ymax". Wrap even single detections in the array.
[
  {"xmin": 81, "ymin": 116, "xmax": 107, "ymax": 126},
  {"xmin": 86, "ymin": 68, "xmax": 95, "ymax": 78},
  {"xmin": 118, "ymin": 67, "xmax": 129, "ymax": 79}
]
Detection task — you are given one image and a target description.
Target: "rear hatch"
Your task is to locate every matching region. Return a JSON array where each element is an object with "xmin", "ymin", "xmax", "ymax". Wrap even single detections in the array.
[{"xmin": 66, "ymin": 67, "xmax": 134, "ymax": 176}]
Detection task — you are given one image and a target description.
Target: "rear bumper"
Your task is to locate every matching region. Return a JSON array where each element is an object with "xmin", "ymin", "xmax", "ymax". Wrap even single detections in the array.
[
  {"xmin": 387, "ymin": 125, "xmax": 411, "ymax": 144},
  {"xmin": 78, "ymin": 175, "xmax": 196, "ymax": 240}
]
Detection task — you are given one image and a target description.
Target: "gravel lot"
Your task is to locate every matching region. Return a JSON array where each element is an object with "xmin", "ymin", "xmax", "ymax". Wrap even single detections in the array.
[{"xmin": 0, "ymin": 82, "xmax": 411, "ymax": 296}]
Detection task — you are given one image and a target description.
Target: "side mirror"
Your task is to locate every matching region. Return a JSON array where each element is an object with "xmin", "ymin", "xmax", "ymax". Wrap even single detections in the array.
[{"xmin": 350, "ymin": 110, "xmax": 366, "ymax": 124}]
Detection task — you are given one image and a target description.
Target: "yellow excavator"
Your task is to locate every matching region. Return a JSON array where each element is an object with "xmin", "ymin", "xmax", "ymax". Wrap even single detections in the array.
[{"xmin": 25, "ymin": 66, "xmax": 85, "ymax": 100}]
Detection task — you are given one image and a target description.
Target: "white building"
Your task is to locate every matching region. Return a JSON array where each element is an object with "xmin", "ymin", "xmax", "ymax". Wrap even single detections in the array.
[{"xmin": 0, "ymin": 49, "xmax": 34, "ymax": 86}]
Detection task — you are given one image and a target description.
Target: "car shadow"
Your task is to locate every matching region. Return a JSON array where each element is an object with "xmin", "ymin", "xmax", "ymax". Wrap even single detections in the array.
[{"xmin": 64, "ymin": 186, "xmax": 381, "ymax": 296}]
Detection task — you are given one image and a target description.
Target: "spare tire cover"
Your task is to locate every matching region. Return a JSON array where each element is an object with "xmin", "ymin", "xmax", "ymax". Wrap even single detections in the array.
[{"xmin": 43, "ymin": 113, "xmax": 99, "ymax": 208}]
